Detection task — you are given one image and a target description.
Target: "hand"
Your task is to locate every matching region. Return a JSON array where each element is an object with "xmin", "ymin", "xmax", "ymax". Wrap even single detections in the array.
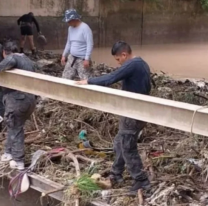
[
  {"xmin": 61, "ymin": 56, "xmax": 66, "ymax": 66},
  {"xmin": 75, "ymin": 80, "xmax": 88, "ymax": 85},
  {"xmin": 83, "ymin": 60, "xmax": 90, "ymax": 69}
]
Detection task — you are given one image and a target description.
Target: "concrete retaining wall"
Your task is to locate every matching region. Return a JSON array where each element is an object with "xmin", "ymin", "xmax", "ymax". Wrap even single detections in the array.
[{"xmin": 0, "ymin": 0, "xmax": 208, "ymax": 49}]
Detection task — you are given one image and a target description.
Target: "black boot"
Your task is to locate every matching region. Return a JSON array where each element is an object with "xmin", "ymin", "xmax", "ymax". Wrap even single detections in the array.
[
  {"xmin": 109, "ymin": 172, "xmax": 124, "ymax": 185},
  {"xmin": 20, "ymin": 48, "xmax": 24, "ymax": 53},
  {"xmin": 31, "ymin": 49, "xmax": 36, "ymax": 55},
  {"xmin": 129, "ymin": 178, "xmax": 151, "ymax": 196}
]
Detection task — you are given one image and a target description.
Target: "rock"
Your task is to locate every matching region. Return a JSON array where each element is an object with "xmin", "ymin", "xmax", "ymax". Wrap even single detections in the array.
[
  {"xmin": 91, "ymin": 173, "xmax": 112, "ymax": 189},
  {"xmin": 157, "ymin": 87, "xmax": 173, "ymax": 99},
  {"xmin": 200, "ymin": 193, "xmax": 208, "ymax": 205},
  {"xmin": 185, "ymin": 79, "xmax": 190, "ymax": 83},
  {"xmin": 101, "ymin": 190, "xmax": 112, "ymax": 202},
  {"xmin": 69, "ymin": 123, "xmax": 74, "ymax": 129},
  {"xmin": 158, "ymin": 87, "xmax": 172, "ymax": 93},
  {"xmin": 36, "ymin": 59, "xmax": 56, "ymax": 67}
]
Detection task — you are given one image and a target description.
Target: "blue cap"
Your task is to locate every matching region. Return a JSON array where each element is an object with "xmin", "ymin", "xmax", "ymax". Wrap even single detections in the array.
[{"xmin": 62, "ymin": 9, "xmax": 81, "ymax": 23}]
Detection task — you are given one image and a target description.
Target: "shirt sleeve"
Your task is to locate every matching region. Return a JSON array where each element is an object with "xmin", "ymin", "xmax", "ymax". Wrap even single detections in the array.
[
  {"xmin": 83, "ymin": 25, "xmax": 93, "ymax": 60},
  {"xmin": 62, "ymin": 27, "xmax": 71, "ymax": 57},
  {"xmin": 32, "ymin": 16, "xmax": 40, "ymax": 33},
  {"xmin": 17, "ymin": 16, "xmax": 23, "ymax": 25},
  {"xmin": 0, "ymin": 55, "xmax": 16, "ymax": 72},
  {"xmin": 88, "ymin": 62, "xmax": 134, "ymax": 86}
]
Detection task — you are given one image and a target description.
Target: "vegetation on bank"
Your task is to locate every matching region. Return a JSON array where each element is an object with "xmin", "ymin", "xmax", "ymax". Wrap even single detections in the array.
[
  {"xmin": 201, "ymin": 0, "xmax": 208, "ymax": 9},
  {"xmin": 118, "ymin": 0, "xmax": 208, "ymax": 10}
]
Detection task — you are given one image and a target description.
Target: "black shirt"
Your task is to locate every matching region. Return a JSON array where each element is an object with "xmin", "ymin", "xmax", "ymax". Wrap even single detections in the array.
[
  {"xmin": 17, "ymin": 14, "xmax": 40, "ymax": 32},
  {"xmin": 88, "ymin": 57, "xmax": 151, "ymax": 95}
]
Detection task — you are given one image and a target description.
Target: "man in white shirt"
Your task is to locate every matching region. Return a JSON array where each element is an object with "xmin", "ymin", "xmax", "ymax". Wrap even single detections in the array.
[{"xmin": 61, "ymin": 9, "xmax": 93, "ymax": 80}]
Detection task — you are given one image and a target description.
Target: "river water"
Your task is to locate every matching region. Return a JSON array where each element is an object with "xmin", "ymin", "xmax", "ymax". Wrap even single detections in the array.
[{"xmin": 52, "ymin": 43, "xmax": 208, "ymax": 79}]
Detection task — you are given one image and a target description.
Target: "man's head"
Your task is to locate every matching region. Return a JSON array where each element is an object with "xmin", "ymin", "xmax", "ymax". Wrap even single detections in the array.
[
  {"xmin": 111, "ymin": 41, "xmax": 132, "ymax": 65},
  {"xmin": 2, "ymin": 42, "xmax": 18, "ymax": 58},
  {"xmin": 62, "ymin": 9, "xmax": 81, "ymax": 27},
  {"xmin": 28, "ymin": 12, "xmax": 34, "ymax": 17}
]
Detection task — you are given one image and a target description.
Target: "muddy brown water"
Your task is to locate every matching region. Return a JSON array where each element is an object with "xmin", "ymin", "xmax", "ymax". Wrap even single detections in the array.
[
  {"xmin": 51, "ymin": 43, "xmax": 208, "ymax": 79},
  {"xmin": 0, "ymin": 179, "xmax": 59, "ymax": 206}
]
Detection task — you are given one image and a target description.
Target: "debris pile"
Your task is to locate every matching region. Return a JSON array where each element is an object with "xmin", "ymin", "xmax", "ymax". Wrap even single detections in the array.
[{"xmin": 1, "ymin": 51, "xmax": 208, "ymax": 206}]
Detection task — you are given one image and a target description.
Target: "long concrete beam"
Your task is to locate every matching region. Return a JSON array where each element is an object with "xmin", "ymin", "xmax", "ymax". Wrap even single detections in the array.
[{"xmin": 0, "ymin": 69, "xmax": 208, "ymax": 136}]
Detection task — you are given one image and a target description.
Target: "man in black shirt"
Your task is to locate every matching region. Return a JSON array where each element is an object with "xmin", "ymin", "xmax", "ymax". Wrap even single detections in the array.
[
  {"xmin": 0, "ymin": 42, "xmax": 36, "ymax": 170},
  {"xmin": 17, "ymin": 12, "xmax": 41, "ymax": 54},
  {"xmin": 76, "ymin": 41, "xmax": 151, "ymax": 193}
]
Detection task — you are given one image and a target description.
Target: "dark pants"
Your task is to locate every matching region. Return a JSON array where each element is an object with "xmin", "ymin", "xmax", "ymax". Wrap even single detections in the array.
[
  {"xmin": 20, "ymin": 25, "xmax": 33, "ymax": 36},
  {"xmin": 3, "ymin": 91, "xmax": 36, "ymax": 161},
  {"xmin": 0, "ymin": 90, "xmax": 5, "ymax": 116},
  {"xmin": 112, "ymin": 117, "xmax": 147, "ymax": 181},
  {"xmin": 0, "ymin": 89, "xmax": 5, "ymax": 131}
]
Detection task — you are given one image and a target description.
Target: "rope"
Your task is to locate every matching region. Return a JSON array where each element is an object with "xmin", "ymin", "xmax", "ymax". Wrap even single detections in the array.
[{"xmin": 190, "ymin": 105, "xmax": 208, "ymax": 137}]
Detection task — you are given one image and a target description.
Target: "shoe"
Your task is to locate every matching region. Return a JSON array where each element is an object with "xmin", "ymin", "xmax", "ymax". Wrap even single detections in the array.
[
  {"xmin": 109, "ymin": 173, "xmax": 124, "ymax": 185},
  {"xmin": 129, "ymin": 179, "xmax": 151, "ymax": 196},
  {"xmin": 20, "ymin": 48, "xmax": 24, "ymax": 53},
  {"xmin": 1, "ymin": 153, "xmax": 12, "ymax": 162},
  {"xmin": 31, "ymin": 49, "xmax": 37, "ymax": 55},
  {"xmin": 9, "ymin": 160, "xmax": 25, "ymax": 170}
]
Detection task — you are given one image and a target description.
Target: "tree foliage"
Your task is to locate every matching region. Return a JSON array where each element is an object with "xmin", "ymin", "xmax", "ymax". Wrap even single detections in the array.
[
  {"xmin": 201, "ymin": 0, "xmax": 208, "ymax": 10},
  {"xmin": 118, "ymin": 0, "xmax": 208, "ymax": 10}
]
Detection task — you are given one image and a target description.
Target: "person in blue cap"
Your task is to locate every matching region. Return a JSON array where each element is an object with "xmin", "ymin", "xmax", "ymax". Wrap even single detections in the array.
[{"xmin": 61, "ymin": 9, "xmax": 93, "ymax": 80}]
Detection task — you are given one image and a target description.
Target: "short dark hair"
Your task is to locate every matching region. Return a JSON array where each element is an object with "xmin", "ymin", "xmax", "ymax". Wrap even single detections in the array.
[
  {"xmin": 3, "ymin": 41, "xmax": 18, "ymax": 55},
  {"xmin": 111, "ymin": 41, "xmax": 132, "ymax": 55},
  {"xmin": 28, "ymin": 12, "xmax": 34, "ymax": 16}
]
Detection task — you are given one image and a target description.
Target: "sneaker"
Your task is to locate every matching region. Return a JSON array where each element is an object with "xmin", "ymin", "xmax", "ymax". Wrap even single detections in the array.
[
  {"xmin": 129, "ymin": 179, "xmax": 151, "ymax": 196},
  {"xmin": 1, "ymin": 153, "xmax": 12, "ymax": 162},
  {"xmin": 109, "ymin": 173, "xmax": 124, "ymax": 185},
  {"xmin": 9, "ymin": 160, "xmax": 25, "ymax": 170}
]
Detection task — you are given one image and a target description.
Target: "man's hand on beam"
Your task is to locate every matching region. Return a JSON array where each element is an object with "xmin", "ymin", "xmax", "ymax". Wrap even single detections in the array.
[{"xmin": 75, "ymin": 80, "xmax": 88, "ymax": 85}]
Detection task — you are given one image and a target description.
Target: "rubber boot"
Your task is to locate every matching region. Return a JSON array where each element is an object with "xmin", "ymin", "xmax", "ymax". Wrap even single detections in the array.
[
  {"xmin": 129, "ymin": 178, "xmax": 151, "ymax": 196},
  {"xmin": 109, "ymin": 172, "xmax": 124, "ymax": 186},
  {"xmin": 31, "ymin": 49, "xmax": 36, "ymax": 55},
  {"xmin": 31, "ymin": 49, "xmax": 38, "ymax": 59},
  {"xmin": 20, "ymin": 48, "xmax": 24, "ymax": 53}
]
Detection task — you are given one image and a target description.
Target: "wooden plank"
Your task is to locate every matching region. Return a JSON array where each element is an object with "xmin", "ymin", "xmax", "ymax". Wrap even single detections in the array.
[
  {"xmin": 28, "ymin": 173, "xmax": 64, "ymax": 202},
  {"xmin": 6, "ymin": 172, "xmax": 109, "ymax": 205},
  {"xmin": 0, "ymin": 69, "xmax": 207, "ymax": 136},
  {"xmin": 28, "ymin": 173, "xmax": 109, "ymax": 206}
]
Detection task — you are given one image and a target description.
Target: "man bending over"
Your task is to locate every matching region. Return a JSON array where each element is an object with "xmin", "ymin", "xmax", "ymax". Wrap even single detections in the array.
[{"xmin": 0, "ymin": 42, "xmax": 36, "ymax": 170}]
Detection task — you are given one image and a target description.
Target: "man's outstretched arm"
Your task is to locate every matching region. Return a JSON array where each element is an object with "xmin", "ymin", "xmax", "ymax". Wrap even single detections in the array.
[
  {"xmin": 17, "ymin": 16, "xmax": 23, "ymax": 25},
  {"xmin": 76, "ymin": 62, "xmax": 134, "ymax": 86}
]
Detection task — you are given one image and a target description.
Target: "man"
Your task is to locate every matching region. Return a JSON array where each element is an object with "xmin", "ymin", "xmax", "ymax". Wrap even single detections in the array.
[
  {"xmin": 76, "ymin": 41, "xmax": 151, "ymax": 194},
  {"xmin": 61, "ymin": 9, "xmax": 93, "ymax": 80},
  {"xmin": 0, "ymin": 42, "xmax": 36, "ymax": 170},
  {"xmin": 17, "ymin": 12, "xmax": 41, "ymax": 54}
]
